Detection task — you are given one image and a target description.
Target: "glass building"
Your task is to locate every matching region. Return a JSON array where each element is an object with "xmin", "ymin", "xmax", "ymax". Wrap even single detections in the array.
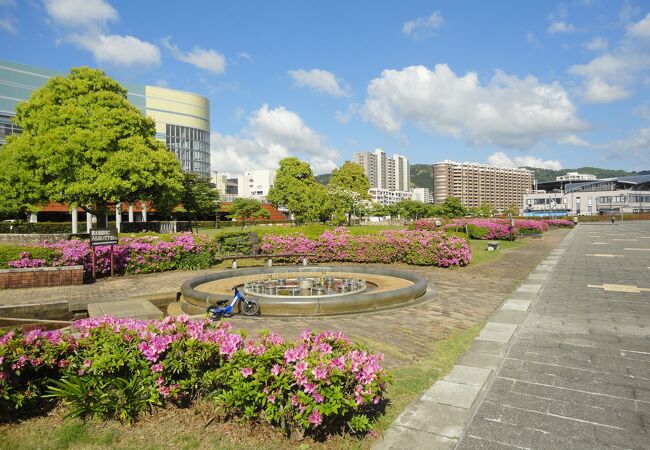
[{"xmin": 0, "ymin": 60, "xmax": 211, "ymax": 177}]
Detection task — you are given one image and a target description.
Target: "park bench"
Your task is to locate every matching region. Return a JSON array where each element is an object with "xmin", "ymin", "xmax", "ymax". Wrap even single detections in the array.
[{"xmin": 487, "ymin": 241, "xmax": 499, "ymax": 251}]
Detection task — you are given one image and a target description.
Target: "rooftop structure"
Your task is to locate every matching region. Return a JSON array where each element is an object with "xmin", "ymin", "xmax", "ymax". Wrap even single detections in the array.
[{"xmin": 555, "ymin": 172, "xmax": 596, "ymax": 181}]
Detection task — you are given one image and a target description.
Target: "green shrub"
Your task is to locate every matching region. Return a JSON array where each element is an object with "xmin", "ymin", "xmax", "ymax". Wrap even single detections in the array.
[
  {"xmin": 0, "ymin": 222, "xmax": 79, "ymax": 234},
  {"xmin": 212, "ymin": 230, "xmax": 258, "ymax": 255},
  {"xmin": 466, "ymin": 224, "xmax": 488, "ymax": 240},
  {"xmin": 0, "ymin": 245, "xmax": 57, "ymax": 268}
]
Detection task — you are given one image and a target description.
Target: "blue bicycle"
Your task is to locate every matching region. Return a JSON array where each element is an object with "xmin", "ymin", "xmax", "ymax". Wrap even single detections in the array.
[{"xmin": 207, "ymin": 287, "xmax": 259, "ymax": 320}]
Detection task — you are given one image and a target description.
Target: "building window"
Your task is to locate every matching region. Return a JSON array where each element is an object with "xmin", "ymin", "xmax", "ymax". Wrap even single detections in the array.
[{"xmin": 165, "ymin": 124, "xmax": 210, "ymax": 177}]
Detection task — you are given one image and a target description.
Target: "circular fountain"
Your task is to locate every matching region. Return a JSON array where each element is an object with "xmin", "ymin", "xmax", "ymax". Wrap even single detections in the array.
[{"xmin": 177, "ymin": 266, "xmax": 428, "ymax": 316}]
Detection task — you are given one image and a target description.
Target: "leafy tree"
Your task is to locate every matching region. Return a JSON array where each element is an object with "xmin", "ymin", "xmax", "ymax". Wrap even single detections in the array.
[
  {"xmin": 503, "ymin": 203, "xmax": 520, "ymax": 217},
  {"xmin": 180, "ymin": 173, "xmax": 220, "ymax": 232},
  {"xmin": 228, "ymin": 198, "xmax": 270, "ymax": 229},
  {"xmin": 440, "ymin": 197, "xmax": 467, "ymax": 218},
  {"xmin": 328, "ymin": 161, "xmax": 370, "ymax": 225},
  {"xmin": 468, "ymin": 204, "xmax": 495, "ymax": 218},
  {"xmin": 0, "ymin": 67, "xmax": 184, "ymax": 225},
  {"xmin": 267, "ymin": 157, "xmax": 319, "ymax": 224}
]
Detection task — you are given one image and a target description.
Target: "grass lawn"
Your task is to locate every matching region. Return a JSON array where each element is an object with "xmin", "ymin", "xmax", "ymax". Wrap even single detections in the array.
[
  {"xmin": 468, "ymin": 238, "xmax": 523, "ymax": 265},
  {"xmin": 0, "ymin": 326, "xmax": 481, "ymax": 450}
]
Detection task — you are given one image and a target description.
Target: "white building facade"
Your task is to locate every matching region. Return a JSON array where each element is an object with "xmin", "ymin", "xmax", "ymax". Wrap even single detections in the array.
[
  {"xmin": 211, "ymin": 169, "xmax": 276, "ymax": 202},
  {"xmin": 412, "ymin": 188, "xmax": 433, "ymax": 203},
  {"xmin": 523, "ymin": 175, "xmax": 650, "ymax": 216},
  {"xmin": 369, "ymin": 188, "xmax": 413, "ymax": 206},
  {"xmin": 353, "ymin": 148, "xmax": 411, "ymax": 204}
]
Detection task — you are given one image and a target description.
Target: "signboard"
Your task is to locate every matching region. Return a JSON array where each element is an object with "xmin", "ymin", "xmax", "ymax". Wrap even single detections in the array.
[{"xmin": 90, "ymin": 228, "xmax": 118, "ymax": 247}]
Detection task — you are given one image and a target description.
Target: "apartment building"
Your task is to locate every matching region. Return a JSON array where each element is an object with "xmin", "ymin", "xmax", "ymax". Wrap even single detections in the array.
[
  {"xmin": 353, "ymin": 148, "xmax": 411, "ymax": 192},
  {"xmin": 412, "ymin": 188, "xmax": 433, "ymax": 203},
  {"xmin": 433, "ymin": 160, "xmax": 533, "ymax": 210}
]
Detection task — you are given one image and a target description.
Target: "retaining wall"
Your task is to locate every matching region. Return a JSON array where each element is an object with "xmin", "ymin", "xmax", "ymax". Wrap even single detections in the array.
[{"xmin": 0, "ymin": 265, "xmax": 84, "ymax": 289}]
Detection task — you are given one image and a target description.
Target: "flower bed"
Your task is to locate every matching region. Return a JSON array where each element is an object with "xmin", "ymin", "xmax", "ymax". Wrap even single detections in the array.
[
  {"xmin": 260, "ymin": 227, "xmax": 471, "ymax": 267},
  {"xmin": 542, "ymin": 219, "xmax": 574, "ymax": 227},
  {"xmin": 0, "ymin": 318, "xmax": 389, "ymax": 437},
  {"xmin": 6, "ymin": 233, "xmax": 217, "ymax": 277},
  {"xmin": 445, "ymin": 219, "xmax": 517, "ymax": 240}
]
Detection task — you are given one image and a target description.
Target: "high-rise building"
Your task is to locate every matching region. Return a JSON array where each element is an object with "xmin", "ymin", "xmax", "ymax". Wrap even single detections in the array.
[
  {"xmin": 433, "ymin": 160, "xmax": 533, "ymax": 210},
  {"xmin": 0, "ymin": 60, "xmax": 211, "ymax": 177},
  {"xmin": 353, "ymin": 148, "xmax": 410, "ymax": 192}
]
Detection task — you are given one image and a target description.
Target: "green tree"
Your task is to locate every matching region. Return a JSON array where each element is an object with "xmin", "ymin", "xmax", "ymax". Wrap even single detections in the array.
[
  {"xmin": 440, "ymin": 197, "xmax": 467, "ymax": 218},
  {"xmin": 503, "ymin": 203, "xmax": 520, "ymax": 217},
  {"xmin": 228, "ymin": 198, "xmax": 270, "ymax": 229},
  {"xmin": 267, "ymin": 157, "xmax": 319, "ymax": 224},
  {"xmin": 469, "ymin": 204, "xmax": 495, "ymax": 218},
  {"xmin": 328, "ymin": 161, "xmax": 371, "ymax": 225},
  {"xmin": 180, "ymin": 173, "xmax": 220, "ymax": 232},
  {"xmin": 0, "ymin": 67, "xmax": 184, "ymax": 225}
]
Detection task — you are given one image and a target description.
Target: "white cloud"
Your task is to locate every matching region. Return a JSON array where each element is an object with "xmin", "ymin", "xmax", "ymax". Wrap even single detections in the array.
[
  {"xmin": 162, "ymin": 37, "xmax": 226, "ymax": 75},
  {"xmin": 558, "ymin": 134, "xmax": 591, "ymax": 147},
  {"xmin": 44, "ymin": 0, "xmax": 117, "ymax": 28},
  {"xmin": 627, "ymin": 12, "xmax": 650, "ymax": 38},
  {"xmin": 237, "ymin": 52, "xmax": 253, "ymax": 63},
  {"xmin": 488, "ymin": 151, "xmax": 562, "ymax": 170},
  {"xmin": 211, "ymin": 105, "xmax": 340, "ymax": 175},
  {"xmin": 585, "ymin": 36, "xmax": 608, "ymax": 51},
  {"xmin": 402, "ymin": 11, "xmax": 443, "ymax": 38},
  {"xmin": 0, "ymin": 16, "xmax": 16, "ymax": 34},
  {"xmin": 289, "ymin": 68, "xmax": 350, "ymax": 97},
  {"xmin": 362, "ymin": 63, "xmax": 587, "ymax": 149},
  {"xmin": 570, "ymin": 13, "xmax": 650, "ymax": 103},
  {"xmin": 547, "ymin": 21, "xmax": 576, "ymax": 34},
  {"xmin": 526, "ymin": 32, "xmax": 541, "ymax": 47},
  {"xmin": 582, "ymin": 77, "xmax": 629, "ymax": 103},
  {"xmin": 68, "ymin": 33, "xmax": 160, "ymax": 67}
]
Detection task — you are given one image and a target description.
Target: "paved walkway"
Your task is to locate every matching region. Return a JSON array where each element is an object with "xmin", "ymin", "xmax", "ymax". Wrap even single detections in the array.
[
  {"xmin": 376, "ymin": 221, "xmax": 650, "ymax": 449},
  {"xmin": 0, "ymin": 230, "xmax": 566, "ymax": 370}
]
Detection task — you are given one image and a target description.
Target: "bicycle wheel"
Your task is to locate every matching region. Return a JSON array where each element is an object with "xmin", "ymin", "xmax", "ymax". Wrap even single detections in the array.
[{"xmin": 242, "ymin": 301, "xmax": 260, "ymax": 316}]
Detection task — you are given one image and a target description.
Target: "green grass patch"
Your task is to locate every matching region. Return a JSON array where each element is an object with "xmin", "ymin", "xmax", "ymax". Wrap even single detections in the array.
[
  {"xmin": 468, "ymin": 239, "xmax": 523, "ymax": 266},
  {"xmin": 371, "ymin": 324, "xmax": 482, "ymax": 433}
]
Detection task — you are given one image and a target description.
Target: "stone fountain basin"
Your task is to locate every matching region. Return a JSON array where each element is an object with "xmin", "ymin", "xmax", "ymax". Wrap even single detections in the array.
[{"xmin": 179, "ymin": 265, "xmax": 427, "ymax": 316}]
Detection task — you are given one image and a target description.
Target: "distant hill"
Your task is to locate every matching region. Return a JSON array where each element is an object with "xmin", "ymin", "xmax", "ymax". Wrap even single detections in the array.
[
  {"xmin": 314, "ymin": 165, "xmax": 647, "ymax": 188},
  {"xmin": 315, "ymin": 173, "xmax": 331, "ymax": 185},
  {"xmin": 525, "ymin": 167, "xmax": 641, "ymax": 182},
  {"xmin": 410, "ymin": 164, "xmax": 433, "ymax": 189}
]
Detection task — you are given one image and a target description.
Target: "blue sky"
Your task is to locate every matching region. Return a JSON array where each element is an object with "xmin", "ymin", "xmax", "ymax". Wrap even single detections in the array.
[{"xmin": 3, "ymin": 0, "xmax": 650, "ymax": 174}]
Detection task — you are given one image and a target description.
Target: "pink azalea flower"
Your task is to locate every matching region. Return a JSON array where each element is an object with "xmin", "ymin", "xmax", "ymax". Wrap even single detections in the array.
[
  {"xmin": 241, "ymin": 367, "xmax": 253, "ymax": 377},
  {"xmin": 308, "ymin": 409, "xmax": 322, "ymax": 426}
]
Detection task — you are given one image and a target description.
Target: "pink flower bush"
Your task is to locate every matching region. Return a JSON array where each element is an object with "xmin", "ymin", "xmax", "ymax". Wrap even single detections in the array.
[
  {"xmin": 542, "ymin": 219, "xmax": 574, "ymax": 227},
  {"xmin": 7, "ymin": 252, "xmax": 47, "ymax": 268},
  {"xmin": 8, "ymin": 233, "xmax": 216, "ymax": 276},
  {"xmin": 1, "ymin": 319, "xmax": 390, "ymax": 436},
  {"xmin": 261, "ymin": 228, "xmax": 471, "ymax": 267}
]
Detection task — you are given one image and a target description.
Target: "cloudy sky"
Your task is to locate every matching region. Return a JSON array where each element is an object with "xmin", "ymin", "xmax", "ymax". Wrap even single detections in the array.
[{"xmin": 3, "ymin": 0, "xmax": 650, "ymax": 173}]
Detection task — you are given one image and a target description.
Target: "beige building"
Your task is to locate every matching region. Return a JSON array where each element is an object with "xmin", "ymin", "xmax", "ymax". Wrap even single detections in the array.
[{"xmin": 433, "ymin": 160, "xmax": 533, "ymax": 210}]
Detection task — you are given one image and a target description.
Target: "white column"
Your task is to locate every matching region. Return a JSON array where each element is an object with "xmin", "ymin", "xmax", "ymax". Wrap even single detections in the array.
[
  {"xmin": 115, "ymin": 203, "xmax": 121, "ymax": 232},
  {"xmin": 141, "ymin": 202, "xmax": 147, "ymax": 222},
  {"xmin": 86, "ymin": 212, "xmax": 92, "ymax": 233},
  {"xmin": 71, "ymin": 207, "xmax": 78, "ymax": 234},
  {"xmin": 28, "ymin": 213, "xmax": 37, "ymax": 223},
  {"xmin": 128, "ymin": 204, "xmax": 134, "ymax": 222}
]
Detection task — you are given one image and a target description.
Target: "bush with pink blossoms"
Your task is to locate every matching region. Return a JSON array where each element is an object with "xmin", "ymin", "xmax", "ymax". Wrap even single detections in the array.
[
  {"xmin": 410, "ymin": 219, "xmax": 439, "ymax": 231},
  {"xmin": 542, "ymin": 219, "xmax": 574, "ymax": 227},
  {"xmin": 1, "ymin": 318, "xmax": 390, "ymax": 436},
  {"xmin": 0, "ymin": 328, "xmax": 74, "ymax": 421},
  {"xmin": 7, "ymin": 252, "xmax": 47, "ymax": 269},
  {"xmin": 7, "ymin": 233, "xmax": 217, "ymax": 277},
  {"xmin": 260, "ymin": 228, "xmax": 471, "ymax": 267}
]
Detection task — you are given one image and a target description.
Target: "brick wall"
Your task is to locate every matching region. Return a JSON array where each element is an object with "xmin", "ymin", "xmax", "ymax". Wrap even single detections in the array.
[{"xmin": 0, "ymin": 265, "xmax": 84, "ymax": 289}]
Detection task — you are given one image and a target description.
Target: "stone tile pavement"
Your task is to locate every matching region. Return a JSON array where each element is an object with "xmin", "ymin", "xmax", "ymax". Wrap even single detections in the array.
[{"xmin": 376, "ymin": 221, "xmax": 650, "ymax": 449}]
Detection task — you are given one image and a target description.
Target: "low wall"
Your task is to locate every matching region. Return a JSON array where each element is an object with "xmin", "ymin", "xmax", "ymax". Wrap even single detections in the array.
[
  {"xmin": 0, "ymin": 265, "xmax": 84, "ymax": 289},
  {"xmin": 0, "ymin": 233, "xmax": 71, "ymax": 245}
]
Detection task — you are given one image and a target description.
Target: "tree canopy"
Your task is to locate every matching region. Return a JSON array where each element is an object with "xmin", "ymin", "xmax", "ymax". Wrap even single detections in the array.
[
  {"xmin": 440, "ymin": 197, "xmax": 467, "ymax": 218},
  {"xmin": 180, "ymin": 173, "xmax": 220, "ymax": 230},
  {"xmin": 267, "ymin": 157, "xmax": 320, "ymax": 224},
  {"xmin": 328, "ymin": 161, "xmax": 371, "ymax": 225},
  {"xmin": 228, "ymin": 198, "xmax": 270, "ymax": 229},
  {"xmin": 0, "ymin": 67, "xmax": 184, "ymax": 219}
]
